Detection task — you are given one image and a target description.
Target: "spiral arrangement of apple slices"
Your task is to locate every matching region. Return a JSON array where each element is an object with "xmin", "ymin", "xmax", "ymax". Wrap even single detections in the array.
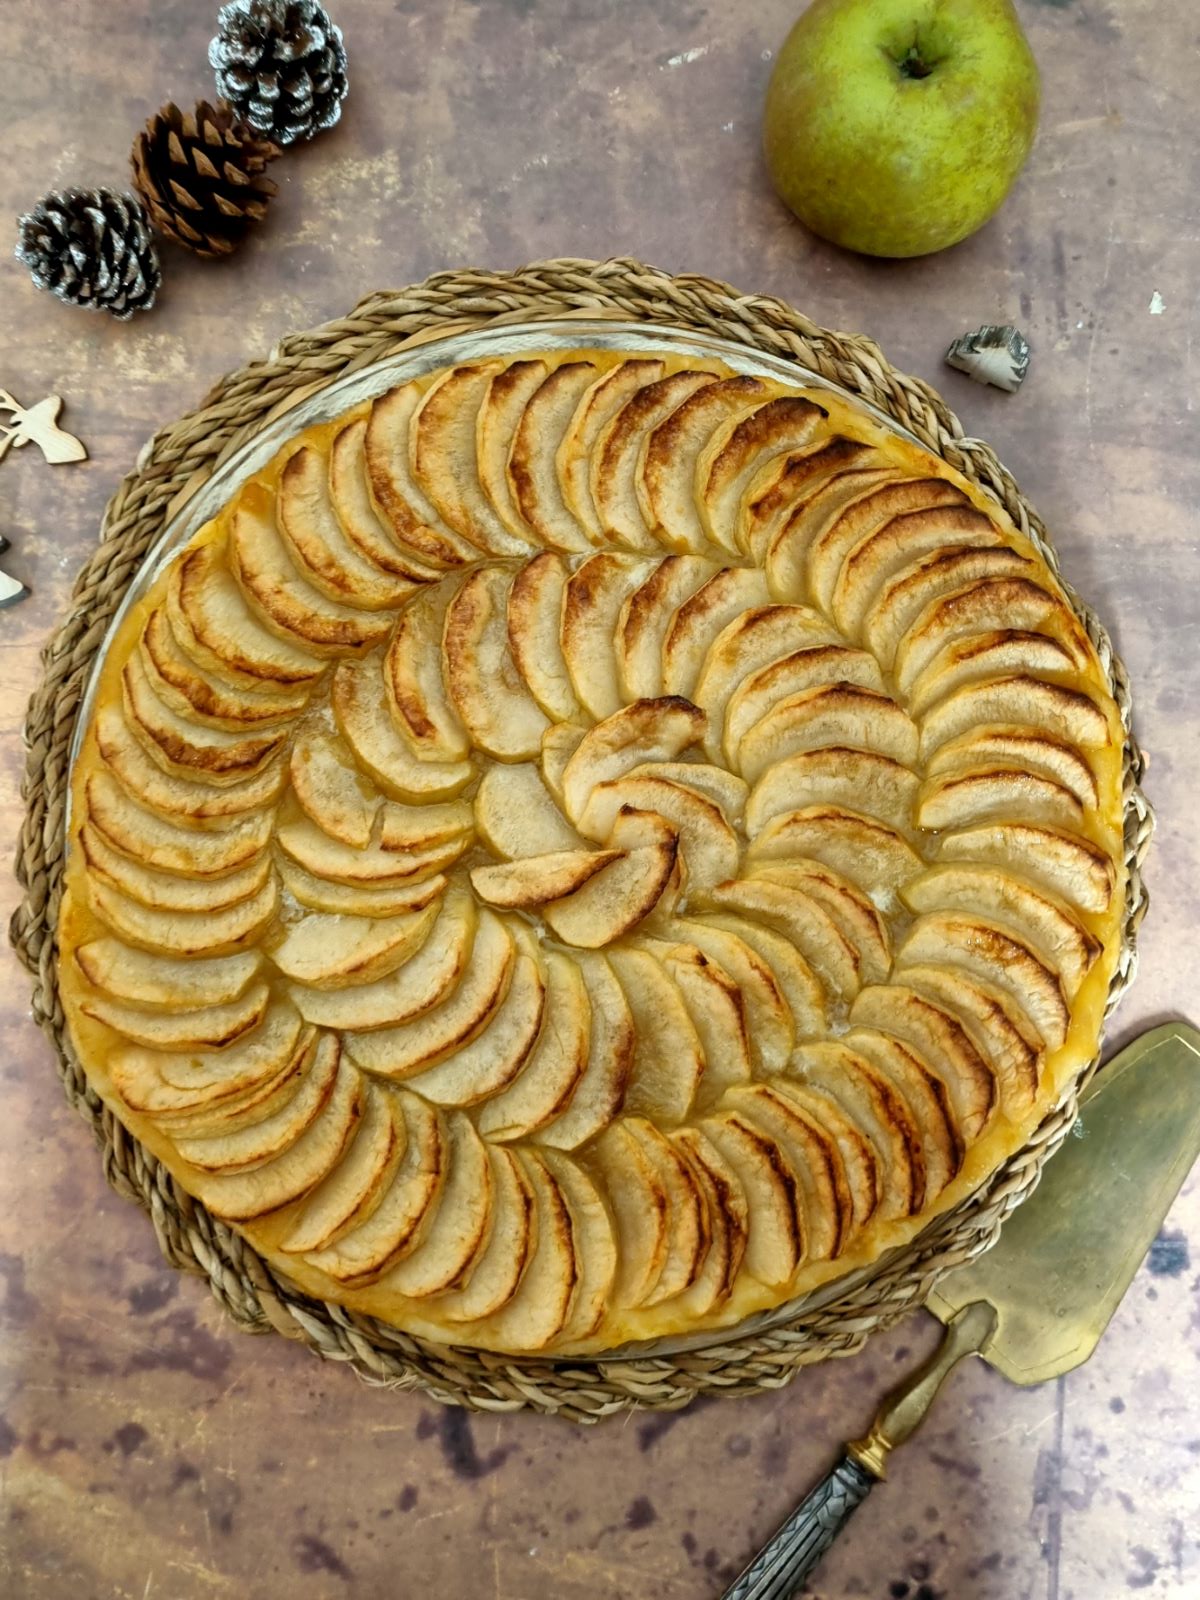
[{"xmin": 59, "ymin": 350, "xmax": 1125, "ymax": 1354}]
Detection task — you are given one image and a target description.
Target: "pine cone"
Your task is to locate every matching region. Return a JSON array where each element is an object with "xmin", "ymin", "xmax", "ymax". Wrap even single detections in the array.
[
  {"xmin": 15, "ymin": 189, "xmax": 161, "ymax": 319},
  {"xmin": 209, "ymin": 0, "xmax": 348, "ymax": 147},
  {"xmin": 132, "ymin": 101, "xmax": 280, "ymax": 258}
]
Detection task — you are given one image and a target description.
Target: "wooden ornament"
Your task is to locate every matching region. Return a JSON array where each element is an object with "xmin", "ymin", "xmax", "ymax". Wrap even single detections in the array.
[{"xmin": 0, "ymin": 389, "xmax": 88, "ymax": 466}]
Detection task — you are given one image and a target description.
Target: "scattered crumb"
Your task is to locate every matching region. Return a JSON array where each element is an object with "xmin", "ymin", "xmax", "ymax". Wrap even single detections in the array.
[{"xmin": 665, "ymin": 45, "xmax": 709, "ymax": 68}]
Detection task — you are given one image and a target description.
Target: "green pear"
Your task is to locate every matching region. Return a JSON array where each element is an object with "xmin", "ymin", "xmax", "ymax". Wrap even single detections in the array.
[{"xmin": 763, "ymin": 0, "xmax": 1040, "ymax": 258}]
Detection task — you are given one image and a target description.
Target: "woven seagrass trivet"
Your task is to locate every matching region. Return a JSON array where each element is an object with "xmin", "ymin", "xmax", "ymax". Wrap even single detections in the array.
[{"xmin": 11, "ymin": 257, "xmax": 1153, "ymax": 1423}]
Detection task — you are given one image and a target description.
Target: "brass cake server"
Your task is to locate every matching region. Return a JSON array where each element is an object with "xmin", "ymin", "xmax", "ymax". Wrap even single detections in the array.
[{"xmin": 722, "ymin": 1021, "xmax": 1200, "ymax": 1600}]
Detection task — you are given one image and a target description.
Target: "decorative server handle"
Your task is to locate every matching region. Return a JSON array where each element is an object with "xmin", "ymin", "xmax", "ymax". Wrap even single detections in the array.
[
  {"xmin": 721, "ymin": 1455, "xmax": 874, "ymax": 1600},
  {"xmin": 721, "ymin": 1302, "xmax": 998, "ymax": 1599}
]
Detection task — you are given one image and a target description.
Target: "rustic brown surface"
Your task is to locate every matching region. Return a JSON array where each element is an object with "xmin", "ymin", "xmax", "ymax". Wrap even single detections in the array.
[{"xmin": 1, "ymin": 2, "xmax": 1197, "ymax": 1596}]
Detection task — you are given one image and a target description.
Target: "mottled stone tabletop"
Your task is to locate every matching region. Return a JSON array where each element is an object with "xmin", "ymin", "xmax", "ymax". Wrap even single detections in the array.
[{"xmin": 1, "ymin": 1, "xmax": 1197, "ymax": 1596}]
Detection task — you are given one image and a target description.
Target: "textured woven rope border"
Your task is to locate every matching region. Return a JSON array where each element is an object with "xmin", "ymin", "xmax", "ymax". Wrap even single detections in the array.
[{"xmin": 11, "ymin": 258, "xmax": 1153, "ymax": 1423}]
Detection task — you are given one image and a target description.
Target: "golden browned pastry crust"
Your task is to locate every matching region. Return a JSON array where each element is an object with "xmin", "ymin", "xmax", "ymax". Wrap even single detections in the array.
[{"xmin": 58, "ymin": 350, "xmax": 1126, "ymax": 1354}]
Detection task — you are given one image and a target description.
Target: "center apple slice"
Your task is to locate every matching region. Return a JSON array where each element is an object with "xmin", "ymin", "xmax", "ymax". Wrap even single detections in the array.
[
  {"xmin": 470, "ymin": 848, "xmax": 623, "ymax": 910},
  {"xmin": 559, "ymin": 697, "xmax": 706, "ymax": 824}
]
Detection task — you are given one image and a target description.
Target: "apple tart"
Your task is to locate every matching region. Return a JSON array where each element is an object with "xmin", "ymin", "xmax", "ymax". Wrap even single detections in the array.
[{"xmin": 58, "ymin": 348, "xmax": 1126, "ymax": 1355}]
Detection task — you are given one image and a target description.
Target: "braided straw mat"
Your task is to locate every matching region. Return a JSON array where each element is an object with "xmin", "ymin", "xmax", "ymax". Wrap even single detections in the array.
[{"xmin": 11, "ymin": 258, "xmax": 1153, "ymax": 1423}]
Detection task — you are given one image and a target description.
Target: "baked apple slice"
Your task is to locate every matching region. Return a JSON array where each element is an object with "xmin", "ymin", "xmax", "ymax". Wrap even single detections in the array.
[
  {"xmin": 916, "ymin": 767, "xmax": 1084, "ymax": 833},
  {"xmin": 897, "ymin": 913, "xmax": 1070, "ymax": 1052},
  {"xmin": 792, "ymin": 1039, "xmax": 925, "ymax": 1219},
  {"xmin": 578, "ymin": 774, "xmax": 739, "ymax": 890},
  {"xmin": 378, "ymin": 1112, "xmax": 494, "ymax": 1297},
  {"xmin": 411, "ymin": 361, "xmax": 529, "ymax": 556},
  {"xmin": 365, "ymin": 381, "xmax": 479, "ymax": 568},
  {"xmin": 902, "ymin": 863, "xmax": 1100, "ymax": 998},
  {"xmin": 925, "ymin": 723, "xmax": 1098, "ymax": 810},
  {"xmin": 470, "ymin": 848, "xmax": 622, "ymax": 909},
  {"xmin": 139, "ymin": 610, "xmax": 305, "ymax": 728},
  {"xmin": 122, "ymin": 654, "xmax": 283, "ymax": 780},
  {"xmin": 722, "ymin": 644, "xmax": 884, "ymax": 761},
  {"xmin": 532, "ymin": 952, "xmax": 633, "ymax": 1151},
  {"xmin": 724, "ymin": 1083, "xmax": 848, "ymax": 1260},
  {"xmin": 507, "ymin": 361, "xmax": 598, "ymax": 552},
  {"xmin": 558, "ymin": 358, "xmax": 665, "ymax": 540},
  {"xmin": 229, "ymin": 490, "xmax": 392, "ymax": 651},
  {"xmin": 473, "ymin": 760, "xmax": 584, "ymax": 859},
  {"xmin": 919, "ymin": 675, "xmax": 1112, "ymax": 761},
  {"xmin": 329, "ymin": 416, "xmax": 442, "ymax": 582},
  {"xmin": 74, "ymin": 940, "xmax": 262, "ymax": 1010},
  {"xmin": 640, "ymin": 376, "xmax": 767, "ymax": 553},
  {"xmin": 671, "ymin": 1127, "xmax": 749, "ymax": 1315},
  {"xmin": 630, "ymin": 1119, "xmax": 709, "ymax": 1306},
  {"xmin": 87, "ymin": 874, "xmax": 279, "ymax": 958},
  {"xmin": 175, "ymin": 1030, "xmax": 341, "ymax": 1172},
  {"xmin": 938, "ymin": 821, "xmax": 1115, "ymax": 915},
  {"xmin": 270, "ymin": 906, "xmax": 439, "ymax": 989},
  {"xmin": 483, "ymin": 1151, "xmax": 578, "ymax": 1351},
  {"xmin": 80, "ymin": 982, "xmax": 269, "ymax": 1053},
  {"xmin": 444, "ymin": 566, "xmax": 550, "ymax": 760},
  {"xmin": 542, "ymin": 836, "xmax": 677, "ymax": 949},
  {"xmin": 893, "ymin": 575, "xmax": 1082, "ymax": 696},
  {"xmin": 167, "ymin": 543, "xmax": 324, "ymax": 689},
  {"xmin": 604, "ymin": 944, "xmax": 703, "ymax": 1123},
  {"xmin": 476, "ymin": 359, "xmax": 549, "ymax": 539},
  {"xmin": 617, "ymin": 556, "xmax": 717, "ymax": 701},
  {"xmin": 691, "ymin": 604, "xmax": 836, "ymax": 754},
  {"xmin": 477, "ymin": 952, "xmax": 591, "ymax": 1141},
  {"xmin": 560, "ymin": 697, "xmax": 706, "ymax": 822},
  {"xmin": 304, "ymin": 1089, "xmax": 447, "ymax": 1283},
  {"xmin": 863, "ymin": 547, "xmax": 1037, "ymax": 667},
  {"xmin": 745, "ymin": 747, "xmax": 919, "ymax": 837},
  {"xmin": 735, "ymin": 683, "xmax": 920, "ymax": 784},
  {"xmin": 345, "ymin": 910, "xmax": 515, "ymax": 1079},
  {"xmin": 590, "ymin": 1120, "xmax": 671, "ymax": 1307},
  {"xmin": 741, "ymin": 436, "xmax": 883, "ymax": 566},
  {"xmin": 291, "ymin": 886, "xmax": 474, "ymax": 1031},
  {"xmin": 748, "ymin": 806, "xmax": 922, "ymax": 898},
  {"xmin": 696, "ymin": 394, "xmax": 828, "ymax": 555},
  {"xmin": 540, "ymin": 1149, "xmax": 617, "ymax": 1345},
  {"xmin": 190, "ymin": 1046, "xmax": 362, "ymax": 1223},
  {"xmin": 705, "ymin": 875, "xmax": 860, "ymax": 1002},
  {"xmin": 506, "ymin": 552, "xmax": 581, "ymax": 722},
  {"xmin": 384, "ymin": 583, "xmax": 470, "ymax": 762},
  {"xmin": 288, "ymin": 726, "xmax": 380, "ymax": 849},
  {"xmin": 560, "ymin": 551, "xmax": 655, "ymax": 720},
  {"xmin": 85, "ymin": 770, "xmax": 272, "ymax": 877},
  {"xmin": 701, "ymin": 1112, "xmax": 804, "ymax": 1285},
  {"xmin": 660, "ymin": 566, "xmax": 771, "ymax": 700},
  {"xmin": 277, "ymin": 857, "xmax": 447, "ymax": 918},
  {"xmin": 277, "ymin": 441, "xmax": 415, "ymax": 609},
  {"xmin": 435, "ymin": 1146, "xmax": 536, "ymax": 1323},
  {"xmin": 591, "ymin": 369, "xmax": 717, "ymax": 550},
  {"xmin": 281, "ymin": 1082, "xmax": 405, "ymax": 1254},
  {"xmin": 906, "ymin": 630, "xmax": 1081, "ymax": 719},
  {"xmin": 891, "ymin": 962, "xmax": 1041, "ymax": 1116},
  {"xmin": 804, "ymin": 478, "xmax": 970, "ymax": 613},
  {"xmin": 846, "ymin": 1027, "xmax": 963, "ymax": 1201},
  {"xmin": 332, "ymin": 651, "xmax": 473, "ymax": 801},
  {"xmin": 93, "ymin": 706, "xmax": 286, "ymax": 821},
  {"xmin": 849, "ymin": 986, "xmax": 996, "ymax": 1145},
  {"xmin": 403, "ymin": 950, "xmax": 546, "ymax": 1105}
]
